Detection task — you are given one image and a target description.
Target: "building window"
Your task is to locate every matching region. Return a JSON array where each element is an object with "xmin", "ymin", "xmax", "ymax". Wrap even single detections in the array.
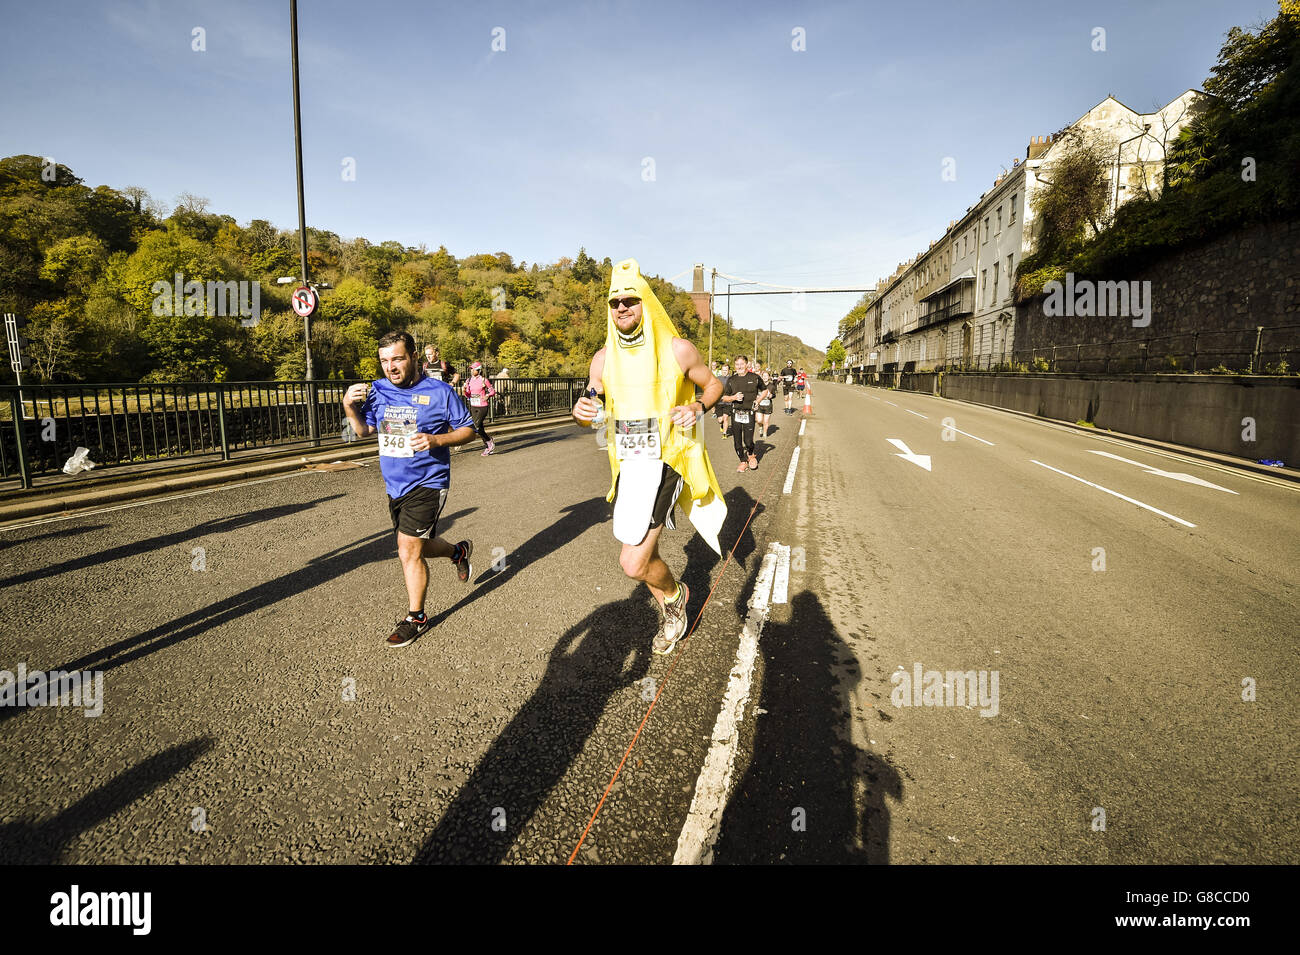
[
  {"xmin": 981, "ymin": 268, "xmax": 988, "ymax": 305},
  {"xmin": 1010, "ymin": 193, "xmax": 1018, "ymax": 224},
  {"xmin": 992, "ymin": 263, "xmax": 999, "ymax": 303},
  {"xmin": 983, "ymin": 218, "xmax": 990, "ymax": 242},
  {"xmin": 1005, "ymin": 254, "xmax": 1014, "ymax": 300},
  {"xmin": 997, "ymin": 206, "xmax": 1003, "ymax": 232}
]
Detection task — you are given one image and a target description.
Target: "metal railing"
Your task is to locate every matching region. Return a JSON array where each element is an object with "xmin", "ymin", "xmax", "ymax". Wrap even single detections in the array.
[
  {"xmin": 847, "ymin": 323, "xmax": 1300, "ymax": 379},
  {"xmin": 1, "ymin": 377, "xmax": 587, "ymax": 490}
]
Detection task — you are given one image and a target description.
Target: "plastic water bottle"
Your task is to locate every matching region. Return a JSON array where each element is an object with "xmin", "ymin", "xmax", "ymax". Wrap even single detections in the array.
[{"xmin": 586, "ymin": 388, "xmax": 605, "ymax": 427}]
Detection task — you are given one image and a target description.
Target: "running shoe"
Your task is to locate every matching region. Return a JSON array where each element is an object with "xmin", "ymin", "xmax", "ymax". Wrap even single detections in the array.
[
  {"xmin": 387, "ymin": 613, "xmax": 432, "ymax": 648},
  {"xmin": 452, "ymin": 540, "xmax": 473, "ymax": 582},
  {"xmin": 486, "ymin": 440, "xmax": 495, "ymax": 454},
  {"xmin": 748, "ymin": 454, "xmax": 758, "ymax": 470},
  {"xmin": 653, "ymin": 582, "xmax": 690, "ymax": 656}
]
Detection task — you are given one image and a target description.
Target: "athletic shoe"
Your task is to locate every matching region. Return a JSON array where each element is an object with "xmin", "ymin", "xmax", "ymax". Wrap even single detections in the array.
[
  {"xmin": 481, "ymin": 446, "xmax": 491, "ymax": 456},
  {"xmin": 387, "ymin": 613, "xmax": 431, "ymax": 648},
  {"xmin": 737, "ymin": 461, "xmax": 748, "ymax": 472},
  {"xmin": 452, "ymin": 540, "xmax": 473, "ymax": 582},
  {"xmin": 486, "ymin": 440, "xmax": 495, "ymax": 454},
  {"xmin": 653, "ymin": 582, "xmax": 690, "ymax": 656},
  {"xmin": 748, "ymin": 454, "xmax": 758, "ymax": 470}
]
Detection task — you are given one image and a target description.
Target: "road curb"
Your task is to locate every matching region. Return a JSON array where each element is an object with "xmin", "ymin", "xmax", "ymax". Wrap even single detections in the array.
[{"xmin": 0, "ymin": 414, "xmax": 573, "ymax": 525}]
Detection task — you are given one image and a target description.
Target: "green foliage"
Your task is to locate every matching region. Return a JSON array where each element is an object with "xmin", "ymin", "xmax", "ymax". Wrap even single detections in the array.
[{"xmin": 0, "ymin": 155, "xmax": 823, "ymax": 384}]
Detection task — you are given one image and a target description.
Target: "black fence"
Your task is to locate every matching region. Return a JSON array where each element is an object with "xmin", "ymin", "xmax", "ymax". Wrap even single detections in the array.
[{"xmin": 1, "ymin": 377, "xmax": 586, "ymax": 490}]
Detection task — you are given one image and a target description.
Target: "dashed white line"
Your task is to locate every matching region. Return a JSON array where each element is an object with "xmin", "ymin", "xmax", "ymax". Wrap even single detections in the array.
[
  {"xmin": 884, "ymin": 400, "xmax": 898, "ymax": 407},
  {"xmin": 798, "ymin": 418, "xmax": 806, "ymax": 436},
  {"xmin": 674, "ymin": 542, "xmax": 780, "ymax": 865},
  {"xmin": 782, "ymin": 446, "xmax": 801, "ymax": 494},
  {"xmin": 906, "ymin": 409, "xmax": 928, "ymax": 419},
  {"xmin": 1031, "ymin": 460, "xmax": 1196, "ymax": 527},
  {"xmin": 947, "ymin": 425, "xmax": 995, "ymax": 446}
]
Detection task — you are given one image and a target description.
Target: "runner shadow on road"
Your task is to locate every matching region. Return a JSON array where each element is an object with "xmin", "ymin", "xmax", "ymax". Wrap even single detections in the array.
[
  {"xmin": 0, "ymin": 495, "xmax": 347, "ymax": 589},
  {"xmin": 421, "ymin": 497, "xmax": 608, "ymax": 633},
  {"xmin": 713, "ymin": 590, "xmax": 903, "ymax": 864},
  {"xmin": 0, "ymin": 523, "xmax": 108, "ymax": 552},
  {"xmin": 413, "ymin": 595, "xmax": 654, "ymax": 864},
  {"xmin": 0, "ymin": 530, "xmax": 396, "ymax": 724},
  {"xmin": 680, "ymin": 486, "xmax": 763, "ymax": 625},
  {"xmin": 0, "ymin": 736, "xmax": 214, "ymax": 863}
]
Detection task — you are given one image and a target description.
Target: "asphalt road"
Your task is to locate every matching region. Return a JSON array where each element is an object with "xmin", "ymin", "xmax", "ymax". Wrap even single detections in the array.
[{"xmin": 1, "ymin": 383, "xmax": 1295, "ymax": 864}]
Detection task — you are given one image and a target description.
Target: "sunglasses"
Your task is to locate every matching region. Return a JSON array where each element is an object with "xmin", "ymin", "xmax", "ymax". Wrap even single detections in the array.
[{"xmin": 608, "ymin": 297, "xmax": 642, "ymax": 310}]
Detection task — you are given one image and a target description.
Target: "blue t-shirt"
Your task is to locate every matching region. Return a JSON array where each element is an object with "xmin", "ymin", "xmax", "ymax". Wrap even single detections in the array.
[{"xmin": 363, "ymin": 373, "xmax": 473, "ymax": 499}]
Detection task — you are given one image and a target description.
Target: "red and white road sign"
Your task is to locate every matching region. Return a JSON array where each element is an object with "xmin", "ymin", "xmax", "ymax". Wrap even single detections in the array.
[{"xmin": 291, "ymin": 286, "xmax": 318, "ymax": 318}]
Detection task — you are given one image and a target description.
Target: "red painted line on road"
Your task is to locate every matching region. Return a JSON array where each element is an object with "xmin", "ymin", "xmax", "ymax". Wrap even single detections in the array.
[{"xmin": 567, "ymin": 433, "xmax": 796, "ymax": 864}]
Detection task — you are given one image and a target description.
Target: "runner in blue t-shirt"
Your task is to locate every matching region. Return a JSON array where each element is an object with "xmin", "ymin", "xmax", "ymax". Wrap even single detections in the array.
[{"xmin": 343, "ymin": 331, "xmax": 477, "ymax": 648}]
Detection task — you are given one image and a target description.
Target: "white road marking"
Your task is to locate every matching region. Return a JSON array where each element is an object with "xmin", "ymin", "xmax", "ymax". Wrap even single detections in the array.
[
  {"xmin": 948, "ymin": 425, "xmax": 994, "ymax": 446},
  {"xmin": 675, "ymin": 542, "xmax": 780, "ymax": 865},
  {"xmin": 1085, "ymin": 450, "xmax": 1239, "ymax": 494},
  {"xmin": 783, "ymin": 446, "xmax": 801, "ymax": 494},
  {"xmin": 0, "ymin": 469, "xmax": 325, "ymax": 532},
  {"xmin": 906, "ymin": 410, "xmax": 928, "ymax": 419},
  {"xmin": 798, "ymin": 418, "xmax": 806, "ymax": 436},
  {"xmin": 771, "ymin": 543, "xmax": 790, "ymax": 604},
  {"xmin": 884, "ymin": 400, "xmax": 898, "ymax": 407},
  {"xmin": 887, "ymin": 438, "xmax": 932, "ymax": 472},
  {"xmin": 1031, "ymin": 460, "xmax": 1196, "ymax": 527}
]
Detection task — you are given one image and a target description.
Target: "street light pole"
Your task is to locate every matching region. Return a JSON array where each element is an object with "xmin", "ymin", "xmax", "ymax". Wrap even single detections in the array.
[
  {"xmin": 708, "ymin": 268, "xmax": 716, "ymax": 368},
  {"xmin": 290, "ymin": 0, "xmax": 313, "ymax": 384}
]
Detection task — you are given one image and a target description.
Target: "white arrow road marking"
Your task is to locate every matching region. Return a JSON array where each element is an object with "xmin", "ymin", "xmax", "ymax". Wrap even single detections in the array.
[
  {"xmin": 675, "ymin": 543, "xmax": 780, "ymax": 865},
  {"xmin": 1085, "ymin": 450, "xmax": 1239, "ymax": 494},
  {"xmin": 887, "ymin": 438, "xmax": 932, "ymax": 471},
  {"xmin": 783, "ymin": 446, "xmax": 801, "ymax": 494},
  {"xmin": 1032, "ymin": 460, "xmax": 1196, "ymax": 527}
]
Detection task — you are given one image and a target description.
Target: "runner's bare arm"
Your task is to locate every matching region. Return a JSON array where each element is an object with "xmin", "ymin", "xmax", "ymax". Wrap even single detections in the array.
[
  {"xmin": 343, "ymin": 383, "xmax": 376, "ymax": 437},
  {"xmin": 573, "ymin": 348, "xmax": 606, "ymax": 425},
  {"xmin": 669, "ymin": 338, "xmax": 722, "ymax": 426}
]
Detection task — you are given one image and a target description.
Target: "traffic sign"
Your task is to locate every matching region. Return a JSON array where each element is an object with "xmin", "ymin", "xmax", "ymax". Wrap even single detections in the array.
[{"xmin": 291, "ymin": 286, "xmax": 318, "ymax": 318}]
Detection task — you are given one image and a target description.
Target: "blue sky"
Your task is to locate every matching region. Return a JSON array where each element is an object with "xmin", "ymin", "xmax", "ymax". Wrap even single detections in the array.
[{"xmin": 0, "ymin": 0, "xmax": 1276, "ymax": 349}]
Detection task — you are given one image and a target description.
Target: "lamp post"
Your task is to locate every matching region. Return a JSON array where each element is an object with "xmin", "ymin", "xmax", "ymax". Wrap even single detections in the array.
[{"xmin": 767, "ymin": 318, "xmax": 787, "ymax": 369}]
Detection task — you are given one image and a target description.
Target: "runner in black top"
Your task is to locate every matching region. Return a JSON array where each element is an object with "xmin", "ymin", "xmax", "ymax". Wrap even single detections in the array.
[
  {"xmin": 780, "ymin": 360, "xmax": 797, "ymax": 415},
  {"xmin": 722, "ymin": 355, "xmax": 769, "ymax": 471}
]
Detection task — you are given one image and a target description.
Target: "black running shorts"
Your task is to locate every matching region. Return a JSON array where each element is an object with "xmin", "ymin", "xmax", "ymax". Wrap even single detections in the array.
[
  {"xmin": 388, "ymin": 485, "xmax": 448, "ymax": 539},
  {"xmin": 612, "ymin": 463, "xmax": 683, "ymax": 531}
]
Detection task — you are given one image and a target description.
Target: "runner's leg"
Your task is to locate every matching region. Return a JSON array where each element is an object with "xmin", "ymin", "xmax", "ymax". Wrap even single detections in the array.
[
  {"xmin": 619, "ymin": 525, "xmax": 675, "ymax": 607},
  {"xmin": 397, "ymin": 531, "xmax": 431, "ymax": 612}
]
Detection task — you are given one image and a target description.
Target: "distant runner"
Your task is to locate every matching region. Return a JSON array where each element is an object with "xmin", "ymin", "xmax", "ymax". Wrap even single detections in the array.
[
  {"xmin": 721, "ymin": 355, "xmax": 769, "ymax": 472},
  {"xmin": 344, "ymin": 331, "xmax": 477, "ymax": 648},
  {"xmin": 462, "ymin": 361, "xmax": 497, "ymax": 456},
  {"xmin": 572, "ymin": 259, "xmax": 726, "ymax": 656},
  {"xmin": 796, "ymin": 368, "xmax": 812, "ymax": 414},
  {"xmin": 755, "ymin": 362, "xmax": 775, "ymax": 438},
  {"xmin": 780, "ymin": 359, "xmax": 797, "ymax": 415},
  {"xmin": 715, "ymin": 359, "xmax": 732, "ymax": 436},
  {"xmin": 423, "ymin": 344, "xmax": 452, "ymax": 382}
]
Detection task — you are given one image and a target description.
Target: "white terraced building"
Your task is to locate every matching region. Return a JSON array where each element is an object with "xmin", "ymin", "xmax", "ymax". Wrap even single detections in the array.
[{"xmin": 847, "ymin": 91, "xmax": 1205, "ymax": 377}]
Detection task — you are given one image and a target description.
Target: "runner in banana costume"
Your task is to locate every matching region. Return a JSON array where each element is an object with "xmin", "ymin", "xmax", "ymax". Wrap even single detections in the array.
[{"xmin": 572, "ymin": 259, "xmax": 726, "ymax": 655}]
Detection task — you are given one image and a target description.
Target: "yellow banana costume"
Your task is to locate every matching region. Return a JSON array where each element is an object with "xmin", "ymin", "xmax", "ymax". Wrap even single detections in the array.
[{"xmin": 601, "ymin": 259, "xmax": 727, "ymax": 555}]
